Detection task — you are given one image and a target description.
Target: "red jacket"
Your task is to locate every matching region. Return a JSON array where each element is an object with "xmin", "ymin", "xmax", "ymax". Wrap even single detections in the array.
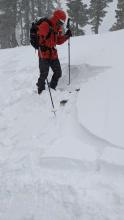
[{"xmin": 37, "ymin": 16, "xmax": 68, "ymax": 60}]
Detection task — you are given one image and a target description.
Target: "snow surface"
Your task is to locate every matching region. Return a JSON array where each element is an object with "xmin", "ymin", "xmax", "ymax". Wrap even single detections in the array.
[{"xmin": 0, "ymin": 30, "xmax": 124, "ymax": 220}]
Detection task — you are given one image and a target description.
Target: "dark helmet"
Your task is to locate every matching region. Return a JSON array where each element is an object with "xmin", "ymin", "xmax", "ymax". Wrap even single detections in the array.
[{"xmin": 53, "ymin": 9, "xmax": 66, "ymax": 23}]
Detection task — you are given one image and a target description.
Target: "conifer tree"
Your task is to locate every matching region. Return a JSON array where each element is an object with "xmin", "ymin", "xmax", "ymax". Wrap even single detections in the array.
[
  {"xmin": 110, "ymin": 0, "xmax": 124, "ymax": 31},
  {"xmin": 45, "ymin": 0, "xmax": 56, "ymax": 17},
  {"xmin": 56, "ymin": 0, "xmax": 62, "ymax": 9},
  {"xmin": 89, "ymin": 0, "xmax": 112, "ymax": 34},
  {"xmin": 0, "ymin": 0, "xmax": 18, "ymax": 48},
  {"xmin": 36, "ymin": 0, "xmax": 56, "ymax": 18},
  {"xmin": 22, "ymin": 0, "xmax": 30, "ymax": 44},
  {"xmin": 66, "ymin": 0, "xmax": 88, "ymax": 36}
]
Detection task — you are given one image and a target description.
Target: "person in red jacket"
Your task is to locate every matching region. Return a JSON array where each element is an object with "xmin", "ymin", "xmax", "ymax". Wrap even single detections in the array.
[{"xmin": 36, "ymin": 9, "xmax": 72, "ymax": 94}]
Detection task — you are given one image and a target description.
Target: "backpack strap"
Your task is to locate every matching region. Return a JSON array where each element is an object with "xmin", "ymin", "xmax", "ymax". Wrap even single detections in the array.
[
  {"xmin": 41, "ymin": 18, "xmax": 53, "ymax": 40},
  {"xmin": 38, "ymin": 18, "xmax": 55, "ymax": 52}
]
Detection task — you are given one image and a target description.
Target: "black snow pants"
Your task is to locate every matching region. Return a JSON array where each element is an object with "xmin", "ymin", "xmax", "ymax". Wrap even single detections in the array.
[{"xmin": 37, "ymin": 58, "xmax": 62, "ymax": 93}]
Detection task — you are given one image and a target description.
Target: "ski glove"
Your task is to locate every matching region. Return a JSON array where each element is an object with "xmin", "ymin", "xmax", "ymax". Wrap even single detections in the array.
[{"xmin": 65, "ymin": 29, "xmax": 72, "ymax": 38}]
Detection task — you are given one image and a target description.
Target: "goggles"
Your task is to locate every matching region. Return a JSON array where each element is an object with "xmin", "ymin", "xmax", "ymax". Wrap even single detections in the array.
[{"xmin": 57, "ymin": 19, "xmax": 65, "ymax": 26}]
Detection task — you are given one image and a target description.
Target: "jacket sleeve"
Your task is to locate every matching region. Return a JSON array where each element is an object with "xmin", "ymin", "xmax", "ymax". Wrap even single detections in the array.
[
  {"xmin": 56, "ymin": 27, "xmax": 68, "ymax": 45},
  {"xmin": 56, "ymin": 33, "xmax": 68, "ymax": 45}
]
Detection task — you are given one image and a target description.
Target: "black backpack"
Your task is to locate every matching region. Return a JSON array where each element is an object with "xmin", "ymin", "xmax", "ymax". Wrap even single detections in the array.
[{"xmin": 30, "ymin": 17, "xmax": 53, "ymax": 50}]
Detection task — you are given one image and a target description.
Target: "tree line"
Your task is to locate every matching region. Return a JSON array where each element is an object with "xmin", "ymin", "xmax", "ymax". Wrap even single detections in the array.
[{"xmin": 0, "ymin": 0, "xmax": 124, "ymax": 49}]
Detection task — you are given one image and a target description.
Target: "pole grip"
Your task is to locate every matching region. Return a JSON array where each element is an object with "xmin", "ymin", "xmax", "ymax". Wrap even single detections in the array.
[{"xmin": 66, "ymin": 18, "xmax": 71, "ymax": 30}]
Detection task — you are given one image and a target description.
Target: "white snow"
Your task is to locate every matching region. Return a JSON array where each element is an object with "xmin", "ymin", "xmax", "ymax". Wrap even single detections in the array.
[{"xmin": 0, "ymin": 30, "xmax": 124, "ymax": 220}]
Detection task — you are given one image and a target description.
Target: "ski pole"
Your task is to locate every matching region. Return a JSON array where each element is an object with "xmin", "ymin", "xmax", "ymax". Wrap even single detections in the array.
[
  {"xmin": 68, "ymin": 37, "xmax": 71, "ymax": 85},
  {"xmin": 46, "ymin": 79, "xmax": 56, "ymax": 116},
  {"xmin": 67, "ymin": 18, "xmax": 71, "ymax": 85}
]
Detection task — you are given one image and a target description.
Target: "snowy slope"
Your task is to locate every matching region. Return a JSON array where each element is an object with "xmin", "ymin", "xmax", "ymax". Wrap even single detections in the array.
[
  {"xmin": 75, "ymin": 30, "xmax": 124, "ymax": 147},
  {"xmin": 0, "ymin": 30, "xmax": 124, "ymax": 220}
]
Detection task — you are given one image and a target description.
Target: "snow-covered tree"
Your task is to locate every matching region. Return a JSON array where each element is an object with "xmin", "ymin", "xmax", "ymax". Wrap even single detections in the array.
[
  {"xmin": 66, "ymin": 0, "xmax": 88, "ymax": 36},
  {"xmin": 110, "ymin": 0, "xmax": 124, "ymax": 31},
  {"xmin": 56, "ymin": 0, "xmax": 62, "ymax": 8},
  {"xmin": 89, "ymin": 0, "xmax": 113, "ymax": 34},
  {"xmin": 0, "ymin": 0, "xmax": 18, "ymax": 48}
]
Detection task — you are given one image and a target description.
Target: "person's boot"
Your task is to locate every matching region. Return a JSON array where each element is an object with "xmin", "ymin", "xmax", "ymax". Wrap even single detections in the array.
[
  {"xmin": 50, "ymin": 80, "xmax": 57, "ymax": 90},
  {"xmin": 38, "ymin": 87, "xmax": 45, "ymax": 94},
  {"xmin": 36, "ymin": 81, "xmax": 45, "ymax": 95}
]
